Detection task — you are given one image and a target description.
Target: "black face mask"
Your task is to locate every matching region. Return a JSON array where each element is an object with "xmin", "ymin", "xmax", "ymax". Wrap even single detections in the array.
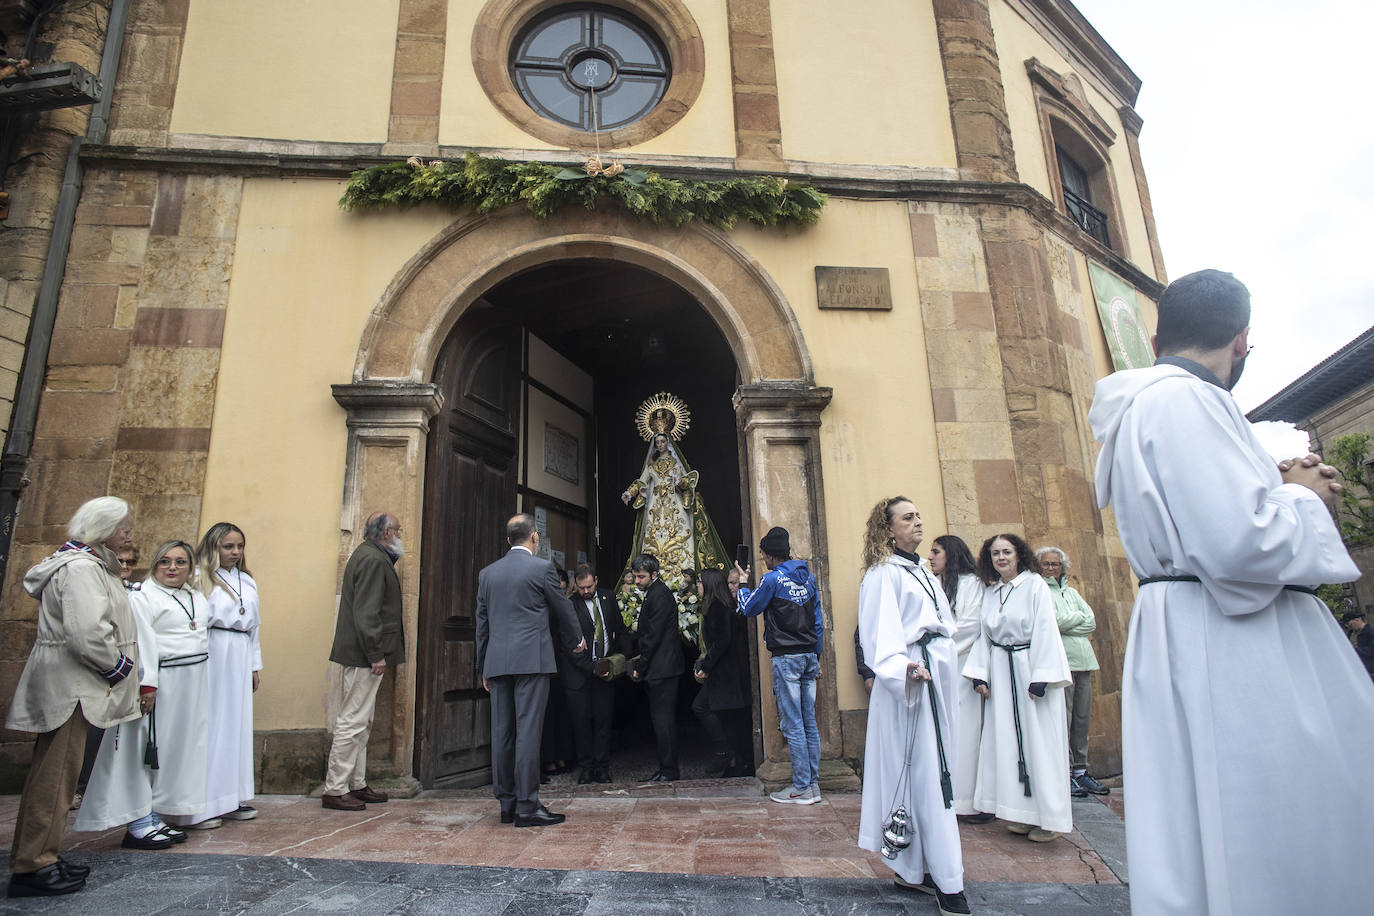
[{"xmin": 1227, "ymin": 351, "xmax": 1248, "ymax": 391}]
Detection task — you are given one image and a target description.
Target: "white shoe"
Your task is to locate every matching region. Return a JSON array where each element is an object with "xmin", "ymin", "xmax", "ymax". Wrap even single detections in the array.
[
  {"xmin": 221, "ymin": 805, "xmax": 257, "ymax": 821},
  {"xmin": 804, "ymin": 784, "xmax": 822, "ymax": 805},
  {"xmin": 769, "ymin": 786, "xmax": 812, "ymax": 804},
  {"xmin": 187, "ymin": 817, "xmax": 222, "ymax": 830}
]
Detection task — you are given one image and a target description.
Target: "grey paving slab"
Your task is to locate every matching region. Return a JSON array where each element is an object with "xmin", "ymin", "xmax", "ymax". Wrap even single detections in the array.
[
  {"xmin": 1070, "ymin": 796, "xmax": 1128, "ymax": 883},
  {"xmin": 2, "ymin": 852, "xmax": 1130, "ymax": 914}
]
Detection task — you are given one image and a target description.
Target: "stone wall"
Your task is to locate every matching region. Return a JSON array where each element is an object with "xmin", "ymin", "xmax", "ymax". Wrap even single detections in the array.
[
  {"xmin": 0, "ymin": 1, "xmax": 110, "ymax": 438},
  {"xmin": 0, "ymin": 165, "xmax": 242, "ymax": 784}
]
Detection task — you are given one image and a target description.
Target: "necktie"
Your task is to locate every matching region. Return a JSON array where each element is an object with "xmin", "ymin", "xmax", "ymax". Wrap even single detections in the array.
[{"xmin": 590, "ymin": 597, "xmax": 605, "ymax": 660}]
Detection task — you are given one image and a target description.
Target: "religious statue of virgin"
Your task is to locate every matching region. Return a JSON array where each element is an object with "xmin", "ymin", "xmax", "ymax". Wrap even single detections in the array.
[{"xmin": 620, "ymin": 392, "xmax": 729, "ymax": 589}]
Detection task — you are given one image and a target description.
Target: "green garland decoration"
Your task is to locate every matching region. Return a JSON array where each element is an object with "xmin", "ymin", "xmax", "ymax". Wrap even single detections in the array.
[{"xmin": 339, "ymin": 152, "xmax": 826, "ymax": 230}]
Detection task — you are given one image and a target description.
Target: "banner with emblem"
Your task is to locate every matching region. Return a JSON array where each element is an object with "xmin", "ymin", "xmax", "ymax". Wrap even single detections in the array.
[{"xmin": 1087, "ymin": 261, "xmax": 1154, "ymax": 370}]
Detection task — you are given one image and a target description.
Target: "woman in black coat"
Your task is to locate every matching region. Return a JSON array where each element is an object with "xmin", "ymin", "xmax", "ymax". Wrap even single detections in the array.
[{"xmin": 692, "ymin": 568, "xmax": 750, "ymax": 776}]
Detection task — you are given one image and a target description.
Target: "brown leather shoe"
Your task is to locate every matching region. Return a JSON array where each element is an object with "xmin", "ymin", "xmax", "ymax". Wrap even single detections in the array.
[
  {"xmin": 321, "ymin": 793, "xmax": 365, "ymax": 811},
  {"xmin": 349, "ymin": 786, "xmax": 388, "ymax": 804}
]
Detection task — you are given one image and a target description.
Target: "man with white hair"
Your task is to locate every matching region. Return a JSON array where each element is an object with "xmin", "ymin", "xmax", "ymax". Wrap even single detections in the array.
[
  {"xmin": 322, "ymin": 511, "xmax": 405, "ymax": 811},
  {"xmin": 7, "ymin": 496, "xmax": 140, "ymax": 897}
]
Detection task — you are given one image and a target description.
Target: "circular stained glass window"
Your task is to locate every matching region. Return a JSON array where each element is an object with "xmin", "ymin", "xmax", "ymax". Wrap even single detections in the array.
[{"xmin": 510, "ymin": 6, "xmax": 671, "ymax": 132}]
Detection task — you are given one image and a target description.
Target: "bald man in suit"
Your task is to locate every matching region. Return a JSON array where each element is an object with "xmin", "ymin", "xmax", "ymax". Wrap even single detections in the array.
[{"xmin": 476, "ymin": 514, "xmax": 584, "ymax": 827}]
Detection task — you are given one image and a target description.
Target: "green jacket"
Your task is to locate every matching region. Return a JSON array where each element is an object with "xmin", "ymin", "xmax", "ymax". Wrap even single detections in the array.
[
  {"xmin": 1046, "ymin": 576, "xmax": 1099, "ymax": 672},
  {"xmin": 330, "ymin": 539, "xmax": 405, "ymax": 668}
]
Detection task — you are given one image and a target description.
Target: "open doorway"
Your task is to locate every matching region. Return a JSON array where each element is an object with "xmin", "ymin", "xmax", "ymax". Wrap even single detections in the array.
[{"xmin": 414, "ymin": 259, "xmax": 752, "ymax": 788}]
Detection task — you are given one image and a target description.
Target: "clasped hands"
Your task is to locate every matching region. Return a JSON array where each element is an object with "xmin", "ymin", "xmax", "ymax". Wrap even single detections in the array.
[{"xmin": 1279, "ymin": 453, "xmax": 1343, "ymax": 507}]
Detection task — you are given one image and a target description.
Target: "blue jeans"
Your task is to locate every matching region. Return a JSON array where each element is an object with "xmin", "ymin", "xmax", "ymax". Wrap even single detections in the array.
[{"xmin": 772, "ymin": 652, "xmax": 820, "ymax": 790}]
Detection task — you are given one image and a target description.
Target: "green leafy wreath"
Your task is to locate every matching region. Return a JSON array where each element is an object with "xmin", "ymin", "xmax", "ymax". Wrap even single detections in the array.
[{"xmin": 339, "ymin": 152, "xmax": 826, "ymax": 230}]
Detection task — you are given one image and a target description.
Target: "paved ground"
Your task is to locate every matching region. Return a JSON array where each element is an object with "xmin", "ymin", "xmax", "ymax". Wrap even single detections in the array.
[{"xmin": 0, "ymin": 788, "xmax": 1130, "ymax": 914}]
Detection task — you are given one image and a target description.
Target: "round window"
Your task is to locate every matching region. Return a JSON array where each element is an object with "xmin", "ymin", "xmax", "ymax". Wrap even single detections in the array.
[{"xmin": 510, "ymin": 6, "xmax": 671, "ymax": 132}]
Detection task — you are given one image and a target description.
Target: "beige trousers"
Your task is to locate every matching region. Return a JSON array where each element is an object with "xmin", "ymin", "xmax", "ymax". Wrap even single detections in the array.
[
  {"xmin": 11, "ymin": 705, "xmax": 88, "ymax": 873},
  {"xmin": 323, "ymin": 664, "xmax": 383, "ymax": 796}
]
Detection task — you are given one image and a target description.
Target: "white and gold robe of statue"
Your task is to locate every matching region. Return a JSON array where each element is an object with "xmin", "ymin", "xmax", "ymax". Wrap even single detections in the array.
[
  {"xmin": 192, "ymin": 566, "xmax": 261, "ymax": 821},
  {"xmin": 1091, "ymin": 363, "xmax": 1372, "ymax": 915},
  {"xmin": 949, "ymin": 572, "xmax": 986, "ymax": 814},
  {"xmin": 963, "ymin": 570, "xmax": 1072, "ymax": 833},
  {"xmin": 75, "ymin": 581, "xmax": 211, "ymax": 830},
  {"xmin": 857, "ymin": 554, "xmax": 963, "ymax": 892},
  {"xmin": 625, "ymin": 442, "xmax": 698, "ymax": 585}
]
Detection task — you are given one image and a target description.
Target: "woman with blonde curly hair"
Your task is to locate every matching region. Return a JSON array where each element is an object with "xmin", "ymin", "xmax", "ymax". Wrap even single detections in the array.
[{"xmin": 856, "ymin": 497, "xmax": 970, "ymax": 916}]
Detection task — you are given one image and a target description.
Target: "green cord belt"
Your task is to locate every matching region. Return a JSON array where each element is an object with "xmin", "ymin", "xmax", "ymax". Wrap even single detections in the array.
[
  {"xmin": 991, "ymin": 640, "xmax": 1033, "ymax": 798},
  {"xmin": 915, "ymin": 630, "xmax": 953, "ymax": 809}
]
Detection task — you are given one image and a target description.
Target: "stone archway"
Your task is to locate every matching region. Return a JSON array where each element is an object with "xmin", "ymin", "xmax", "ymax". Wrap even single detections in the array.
[{"xmin": 332, "ymin": 206, "xmax": 837, "ymax": 785}]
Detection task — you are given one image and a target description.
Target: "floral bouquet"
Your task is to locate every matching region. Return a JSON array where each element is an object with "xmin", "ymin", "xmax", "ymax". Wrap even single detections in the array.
[
  {"xmin": 618, "ymin": 588, "xmax": 643, "ymax": 633},
  {"xmin": 677, "ymin": 591, "xmax": 701, "ymax": 647}
]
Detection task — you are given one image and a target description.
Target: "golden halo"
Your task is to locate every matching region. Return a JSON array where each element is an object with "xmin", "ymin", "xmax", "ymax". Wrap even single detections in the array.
[{"xmin": 634, "ymin": 392, "xmax": 692, "ymax": 442}]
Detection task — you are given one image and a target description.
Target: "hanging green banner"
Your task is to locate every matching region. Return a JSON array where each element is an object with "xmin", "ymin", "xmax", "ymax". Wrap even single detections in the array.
[{"xmin": 1087, "ymin": 261, "xmax": 1154, "ymax": 371}]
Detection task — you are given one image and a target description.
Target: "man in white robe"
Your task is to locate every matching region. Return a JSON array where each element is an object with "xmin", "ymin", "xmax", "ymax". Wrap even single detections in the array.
[{"xmin": 1089, "ymin": 268, "xmax": 1372, "ymax": 915}]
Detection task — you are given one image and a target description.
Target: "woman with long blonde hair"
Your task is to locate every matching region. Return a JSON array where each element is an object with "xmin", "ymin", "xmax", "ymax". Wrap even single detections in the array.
[
  {"xmin": 856, "ymin": 497, "xmax": 970, "ymax": 916},
  {"xmin": 188, "ymin": 522, "xmax": 262, "ymax": 825}
]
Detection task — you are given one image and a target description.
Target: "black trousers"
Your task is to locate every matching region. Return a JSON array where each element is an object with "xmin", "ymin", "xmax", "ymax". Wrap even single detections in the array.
[
  {"xmin": 645, "ymin": 676, "xmax": 679, "ymax": 776},
  {"xmin": 564, "ymin": 677, "xmax": 615, "ymax": 770},
  {"xmin": 489, "ymin": 674, "xmax": 550, "ymax": 817}
]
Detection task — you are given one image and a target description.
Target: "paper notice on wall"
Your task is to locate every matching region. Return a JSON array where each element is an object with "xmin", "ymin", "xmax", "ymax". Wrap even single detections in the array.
[
  {"xmin": 577, "ymin": 551, "xmax": 587, "ymax": 564},
  {"xmin": 551, "ymin": 549, "xmax": 565, "ymax": 568},
  {"xmin": 534, "ymin": 507, "xmax": 551, "ymax": 559}
]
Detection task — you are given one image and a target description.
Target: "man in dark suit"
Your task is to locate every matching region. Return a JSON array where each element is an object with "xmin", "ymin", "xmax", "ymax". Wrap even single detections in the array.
[
  {"xmin": 323, "ymin": 511, "xmax": 405, "ymax": 811},
  {"xmin": 627, "ymin": 553, "xmax": 684, "ymax": 781},
  {"xmin": 555, "ymin": 564, "xmax": 632, "ymax": 785},
  {"xmin": 476, "ymin": 514, "xmax": 584, "ymax": 827}
]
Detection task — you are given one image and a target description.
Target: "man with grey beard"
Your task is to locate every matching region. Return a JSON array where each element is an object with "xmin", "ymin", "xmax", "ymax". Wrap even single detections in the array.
[{"xmin": 322, "ymin": 512, "xmax": 406, "ymax": 810}]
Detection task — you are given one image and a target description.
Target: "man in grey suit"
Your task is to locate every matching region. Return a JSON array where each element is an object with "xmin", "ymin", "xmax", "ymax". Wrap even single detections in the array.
[{"xmin": 476, "ymin": 514, "xmax": 584, "ymax": 827}]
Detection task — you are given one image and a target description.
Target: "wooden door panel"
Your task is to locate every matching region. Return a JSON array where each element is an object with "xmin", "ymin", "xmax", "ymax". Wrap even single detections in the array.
[{"xmin": 416, "ymin": 321, "xmax": 520, "ymax": 787}]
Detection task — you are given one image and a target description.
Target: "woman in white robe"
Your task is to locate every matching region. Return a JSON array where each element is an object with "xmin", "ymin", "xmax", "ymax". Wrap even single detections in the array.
[
  {"xmin": 190, "ymin": 521, "xmax": 262, "ymax": 823},
  {"xmin": 75, "ymin": 540, "xmax": 210, "ymax": 846},
  {"xmin": 928, "ymin": 535, "xmax": 988, "ymax": 820},
  {"xmin": 963, "ymin": 534, "xmax": 1072, "ymax": 841},
  {"xmin": 857, "ymin": 497, "xmax": 969, "ymax": 916}
]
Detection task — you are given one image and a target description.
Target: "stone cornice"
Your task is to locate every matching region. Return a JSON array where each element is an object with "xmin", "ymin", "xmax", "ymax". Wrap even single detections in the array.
[
  {"xmin": 332, "ymin": 381, "xmax": 444, "ymax": 431},
  {"xmin": 1011, "ymin": 0, "xmax": 1142, "ymax": 107},
  {"xmin": 80, "ymin": 144, "xmax": 1163, "ymax": 299}
]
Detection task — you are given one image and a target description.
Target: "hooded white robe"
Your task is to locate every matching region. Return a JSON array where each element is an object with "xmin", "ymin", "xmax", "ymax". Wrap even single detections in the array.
[
  {"xmin": 963, "ymin": 570, "xmax": 1072, "ymax": 833},
  {"xmin": 857, "ymin": 554, "xmax": 963, "ymax": 892},
  {"xmin": 948, "ymin": 573, "xmax": 986, "ymax": 814},
  {"xmin": 1090, "ymin": 363, "xmax": 1371, "ymax": 916},
  {"xmin": 75, "ymin": 581, "xmax": 210, "ymax": 830},
  {"xmin": 190, "ymin": 566, "xmax": 261, "ymax": 821}
]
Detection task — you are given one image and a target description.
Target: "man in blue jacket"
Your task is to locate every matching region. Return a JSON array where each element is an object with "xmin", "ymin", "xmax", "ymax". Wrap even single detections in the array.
[{"xmin": 735, "ymin": 527, "xmax": 824, "ymax": 804}]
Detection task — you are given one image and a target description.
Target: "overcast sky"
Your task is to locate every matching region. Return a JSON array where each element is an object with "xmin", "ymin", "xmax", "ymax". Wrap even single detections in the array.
[{"xmin": 1069, "ymin": 0, "xmax": 1373, "ymax": 413}]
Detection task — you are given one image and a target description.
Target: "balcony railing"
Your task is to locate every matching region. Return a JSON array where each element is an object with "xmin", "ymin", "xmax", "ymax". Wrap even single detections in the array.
[{"xmin": 1063, "ymin": 187, "xmax": 1110, "ymax": 248}]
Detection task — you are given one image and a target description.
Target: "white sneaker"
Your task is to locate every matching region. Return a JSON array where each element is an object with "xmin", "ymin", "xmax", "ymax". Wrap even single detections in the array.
[
  {"xmin": 187, "ymin": 817, "xmax": 222, "ymax": 830},
  {"xmin": 769, "ymin": 786, "xmax": 812, "ymax": 804},
  {"xmin": 805, "ymin": 784, "xmax": 823, "ymax": 805}
]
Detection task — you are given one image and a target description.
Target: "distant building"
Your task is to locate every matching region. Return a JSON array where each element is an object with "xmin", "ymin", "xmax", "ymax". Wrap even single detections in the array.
[
  {"xmin": 1249, "ymin": 326, "xmax": 1374, "ymax": 613},
  {"xmin": 0, "ymin": 1, "xmax": 1168, "ymax": 789}
]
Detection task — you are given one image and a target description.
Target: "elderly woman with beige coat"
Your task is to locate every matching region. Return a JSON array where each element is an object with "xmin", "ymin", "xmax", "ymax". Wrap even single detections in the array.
[{"xmin": 5, "ymin": 497, "xmax": 141, "ymax": 899}]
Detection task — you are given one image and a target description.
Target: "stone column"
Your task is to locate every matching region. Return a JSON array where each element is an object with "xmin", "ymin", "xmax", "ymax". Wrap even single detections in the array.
[
  {"xmin": 734, "ymin": 382, "xmax": 857, "ymax": 789},
  {"xmin": 331, "ymin": 380, "xmax": 443, "ymax": 781},
  {"xmin": 725, "ymin": 0, "xmax": 786, "ymax": 170},
  {"xmin": 931, "ymin": 0, "xmax": 1018, "ymax": 182}
]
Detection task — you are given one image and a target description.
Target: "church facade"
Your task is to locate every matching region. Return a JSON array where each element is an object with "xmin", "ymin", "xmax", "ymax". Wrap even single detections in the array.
[{"xmin": 0, "ymin": 0, "xmax": 1163, "ymax": 790}]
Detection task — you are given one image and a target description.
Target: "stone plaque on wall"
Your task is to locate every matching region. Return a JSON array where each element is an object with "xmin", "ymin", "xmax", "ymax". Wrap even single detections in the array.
[{"xmin": 815, "ymin": 266, "xmax": 892, "ymax": 311}]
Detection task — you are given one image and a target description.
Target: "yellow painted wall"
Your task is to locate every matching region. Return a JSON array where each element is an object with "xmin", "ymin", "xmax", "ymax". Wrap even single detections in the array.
[
  {"xmin": 990, "ymin": 1, "xmax": 1152, "ymax": 271},
  {"xmin": 171, "ymin": 0, "xmax": 398, "ymax": 143},
  {"xmin": 440, "ymin": 0, "xmax": 736, "ymax": 158},
  {"xmin": 199, "ymin": 179, "xmax": 450, "ymax": 730},
  {"xmin": 772, "ymin": 2, "xmax": 958, "ymax": 168},
  {"xmin": 738, "ymin": 199, "xmax": 947, "ymax": 711}
]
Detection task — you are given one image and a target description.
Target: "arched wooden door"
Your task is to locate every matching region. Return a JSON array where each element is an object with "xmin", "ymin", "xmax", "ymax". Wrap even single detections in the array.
[{"xmin": 414, "ymin": 316, "xmax": 521, "ymax": 787}]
